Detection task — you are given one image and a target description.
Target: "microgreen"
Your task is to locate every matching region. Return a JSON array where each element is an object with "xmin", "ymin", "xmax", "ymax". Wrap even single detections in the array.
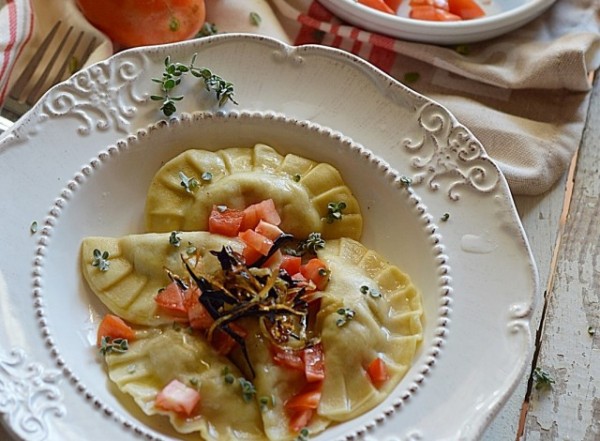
[
  {"xmin": 399, "ymin": 176, "xmax": 412, "ymax": 187},
  {"xmin": 298, "ymin": 232, "xmax": 326, "ymax": 255},
  {"xmin": 92, "ymin": 249, "xmax": 110, "ymax": 272},
  {"xmin": 587, "ymin": 326, "xmax": 596, "ymax": 336},
  {"xmin": 196, "ymin": 22, "xmax": 218, "ymax": 38},
  {"xmin": 151, "ymin": 54, "xmax": 237, "ymax": 117},
  {"xmin": 30, "ymin": 221, "xmax": 38, "ymax": 235},
  {"xmin": 360, "ymin": 285, "xmax": 381, "ymax": 299},
  {"xmin": 296, "ymin": 428, "xmax": 310, "ymax": 441},
  {"xmin": 441, "ymin": 212, "xmax": 450, "ymax": 222},
  {"xmin": 222, "ymin": 367, "xmax": 235, "ymax": 385},
  {"xmin": 325, "ymin": 201, "xmax": 347, "ymax": 223}
]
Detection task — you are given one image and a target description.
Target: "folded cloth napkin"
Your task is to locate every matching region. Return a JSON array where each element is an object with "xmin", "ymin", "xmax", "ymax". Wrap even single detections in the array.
[{"xmin": 2, "ymin": 0, "xmax": 599, "ymax": 195}]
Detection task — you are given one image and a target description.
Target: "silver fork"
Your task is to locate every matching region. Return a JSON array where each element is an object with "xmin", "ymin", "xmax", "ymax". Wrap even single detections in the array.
[{"xmin": 0, "ymin": 21, "xmax": 97, "ymax": 133}]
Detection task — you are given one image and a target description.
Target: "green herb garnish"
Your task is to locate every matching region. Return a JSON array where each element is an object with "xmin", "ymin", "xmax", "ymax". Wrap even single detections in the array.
[
  {"xmin": 250, "ymin": 12, "xmax": 262, "ymax": 26},
  {"xmin": 222, "ymin": 367, "xmax": 235, "ymax": 385},
  {"xmin": 441, "ymin": 212, "xmax": 450, "ymax": 222},
  {"xmin": 169, "ymin": 231, "xmax": 182, "ymax": 247},
  {"xmin": 404, "ymin": 72, "xmax": 420, "ymax": 83},
  {"xmin": 296, "ymin": 428, "xmax": 310, "ymax": 441},
  {"xmin": 325, "ymin": 201, "xmax": 347, "ymax": 223},
  {"xmin": 196, "ymin": 22, "xmax": 218, "ymax": 38},
  {"xmin": 151, "ymin": 54, "xmax": 237, "ymax": 116},
  {"xmin": 92, "ymin": 249, "xmax": 110, "ymax": 272},
  {"xmin": 179, "ymin": 171, "xmax": 200, "ymax": 193},
  {"xmin": 99, "ymin": 336, "xmax": 129, "ymax": 355},
  {"xmin": 399, "ymin": 176, "xmax": 412, "ymax": 187},
  {"xmin": 239, "ymin": 378, "xmax": 256, "ymax": 402},
  {"xmin": 293, "ymin": 173, "xmax": 301, "ymax": 182},
  {"xmin": 298, "ymin": 232, "xmax": 326, "ymax": 255},
  {"xmin": 336, "ymin": 307, "xmax": 355, "ymax": 327},
  {"xmin": 30, "ymin": 221, "xmax": 38, "ymax": 234},
  {"xmin": 201, "ymin": 171, "xmax": 213, "ymax": 182},
  {"xmin": 533, "ymin": 367, "xmax": 555, "ymax": 390},
  {"xmin": 360, "ymin": 285, "xmax": 381, "ymax": 298},
  {"xmin": 259, "ymin": 395, "xmax": 274, "ymax": 412},
  {"xmin": 588, "ymin": 326, "xmax": 596, "ymax": 336}
]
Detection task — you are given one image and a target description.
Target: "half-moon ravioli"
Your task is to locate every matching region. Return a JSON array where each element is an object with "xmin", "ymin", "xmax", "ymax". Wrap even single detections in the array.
[
  {"xmin": 315, "ymin": 238, "xmax": 423, "ymax": 421},
  {"xmin": 81, "ymin": 232, "xmax": 244, "ymax": 326},
  {"xmin": 104, "ymin": 327, "xmax": 265, "ymax": 440},
  {"xmin": 144, "ymin": 144, "xmax": 362, "ymax": 240}
]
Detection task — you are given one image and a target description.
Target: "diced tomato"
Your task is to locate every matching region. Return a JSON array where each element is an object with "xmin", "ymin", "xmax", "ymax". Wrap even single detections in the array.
[
  {"xmin": 366, "ymin": 357, "xmax": 390, "ymax": 388},
  {"xmin": 188, "ymin": 302, "xmax": 214, "ymax": 330},
  {"xmin": 240, "ymin": 199, "xmax": 281, "ymax": 231},
  {"xmin": 155, "ymin": 379, "xmax": 201, "ymax": 416},
  {"xmin": 302, "ymin": 344, "xmax": 325, "ymax": 383},
  {"xmin": 208, "ymin": 205, "xmax": 245, "ymax": 237},
  {"xmin": 239, "ymin": 229, "xmax": 273, "ymax": 256},
  {"xmin": 280, "ymin": 255, "xmax": 302, "ymax": 276},
  {"xmin": 97, "ymin": 314, "xmax": 135, "ymax": 346},
  {"xmin": 272, "ymin": 346, "xmax": 305, "ymax": 372},
  {"xmin": 288, "ymin": 408, "xmax": 314, "ymax": 433},
  {"xmin": 262, "ymin": 249, "xmax": 283, "ymax": 269},
  {"xmin": 409, "ymin": 5, "xmax": 461, "ymax": 20},
  {"xmin": 409, "ymin": 0, "xmax": 449, "ymax": 10},
  {"xmin": 255, "ymin": 220, "xmax": 284, "ymax": 241},
  {"xmin": 284, "ymin": 381, "xmax": 323, "ymax": 411},
  {"xmin": 448, "ymin": 0, "xmax": 484, "ymax": 19},
  {"xmin": 357, "ymin": 0, "xmax": 395, "ymax": 13},
  {"xmin": 384, "ymin": 0, "xmax": 402, "ymax": 11},
  {"xmin": 242, "ymin": 243, "xmax": 263, "ymax": 266},
  {"xmin": 154, "ymin": 282, "xmax": 187, "ymax": 318},
  {"xmin": 300, "ymin": 258, "xmax": 330, "ymax": 291},
  {"xmin": 211, "ymin": 323, "xmax": 247, "ymax": 355}
]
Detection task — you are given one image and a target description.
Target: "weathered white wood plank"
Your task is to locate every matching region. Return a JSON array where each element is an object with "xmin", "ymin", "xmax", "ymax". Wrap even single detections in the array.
[
  {"xmin": 522, "ymin": 77, "xmax": 600, "ymax": 440},
  {"xmin": 481, "ymin": 166, "xmax": 570, "ymax": 440}
]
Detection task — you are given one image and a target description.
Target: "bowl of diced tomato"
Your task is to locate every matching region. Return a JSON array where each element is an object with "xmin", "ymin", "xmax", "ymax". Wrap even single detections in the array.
[{"xmin": 319, "ymin": 0, "xmax": 557, "ymax": 44}]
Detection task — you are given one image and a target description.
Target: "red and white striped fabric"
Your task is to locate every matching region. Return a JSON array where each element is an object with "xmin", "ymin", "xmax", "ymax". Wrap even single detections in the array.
[{"xmin": 0, "ymin": 0, "xmax": 34, "ymax": 106}]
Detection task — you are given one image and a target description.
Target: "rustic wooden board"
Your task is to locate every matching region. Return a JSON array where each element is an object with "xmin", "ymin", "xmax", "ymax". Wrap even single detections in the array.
[{"xmin": 521, "ymin": 76, "xmax": 600, "ymax": 439}]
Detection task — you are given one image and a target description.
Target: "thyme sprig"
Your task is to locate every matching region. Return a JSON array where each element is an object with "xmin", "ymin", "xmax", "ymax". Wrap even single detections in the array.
[
  {"xmin": 325, "ymin": 201, "xmax": 347, "ymax": 223},
  {"xmin": 151, "ymin": 54, "xmax": 237, "ymax": 116}
]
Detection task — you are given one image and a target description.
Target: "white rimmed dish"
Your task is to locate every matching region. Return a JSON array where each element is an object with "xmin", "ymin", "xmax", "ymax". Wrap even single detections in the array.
[
  {"xmin": 0, "ymin": 34, "xmax": 537, "ymax": 441},
  {"xmin": 320, "ymin": 0, "xmax": 557, "ymax": 43}
]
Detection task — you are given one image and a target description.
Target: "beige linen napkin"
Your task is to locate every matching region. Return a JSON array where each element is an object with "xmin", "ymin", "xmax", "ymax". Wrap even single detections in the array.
[
  {"xmin": 270, "ymin": 0, "xmax": 600, "ymax": 195},
  {"xmin": 4, "ymin": 0, "xmax": 599, "ymax": 195}
]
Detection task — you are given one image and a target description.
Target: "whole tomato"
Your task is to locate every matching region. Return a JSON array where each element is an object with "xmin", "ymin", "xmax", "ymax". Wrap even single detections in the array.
[{"xmin": 76, "ymin": 0, "xmax": 206, "ymax": 48}]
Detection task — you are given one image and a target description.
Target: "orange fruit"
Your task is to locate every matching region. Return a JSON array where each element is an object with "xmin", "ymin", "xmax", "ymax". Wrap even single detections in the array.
[{"xmin": 76, "ymin": 0, "xmax": 206, "ymax": 48}]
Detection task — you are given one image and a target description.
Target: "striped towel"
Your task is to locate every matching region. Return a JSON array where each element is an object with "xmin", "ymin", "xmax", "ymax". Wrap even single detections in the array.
[{"xmin": 0, "ymin": 0, "xmax": 33, "ymax": 105}]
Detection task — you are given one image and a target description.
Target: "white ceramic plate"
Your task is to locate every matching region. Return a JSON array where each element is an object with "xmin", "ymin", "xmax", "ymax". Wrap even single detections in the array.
[
  {"xmin": 0, "ymin": 34, "xmax": 537, "ymax": 441},
  {"xmin": 319, "ymin": 0, "xmax": 556, "ymax": 43}
]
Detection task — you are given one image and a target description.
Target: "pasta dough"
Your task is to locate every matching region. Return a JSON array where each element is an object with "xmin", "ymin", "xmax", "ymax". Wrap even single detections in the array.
[{"xmin": 144, "ymin": 144, "xmax": 363, "ymax": 240}]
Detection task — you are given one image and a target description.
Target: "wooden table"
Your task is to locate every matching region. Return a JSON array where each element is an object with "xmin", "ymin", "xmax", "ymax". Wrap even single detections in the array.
[
  {"xmin": 0, "ymin": 68, "xmax": 597, "ymax": 441},
  {"xmin": 481, "ymin": 75, "xmax": 600, "ymax": 440}
]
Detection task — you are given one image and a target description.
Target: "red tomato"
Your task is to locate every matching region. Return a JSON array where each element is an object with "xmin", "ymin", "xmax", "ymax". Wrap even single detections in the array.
[
  {"xmin": 241, "ymin": 199, "xmax": 281, "ymax": 231},
  {"xmin": 211, "ymin": 323, "xmax": 247, "ymax": 355},
  {"xmin": 448, "ymin": 0, "xmax": 485, "ymax": 19},
  {"xmin": 208, "ymin": 206, "xmax": 245, "ymax": 237},
  {"xmin": 302, "ymin": 344, "xmax": 325, "ymax": 383},
  {"xmin": 272, "ymin": 346, "xmax": 305, "ymax": 372},
  {"xmin": 75, "ymin": 0, "xmax": 206, "ymax": 48},
  {"xmin": 284, "ymin": 382, "xmax": 323, "ymax": 411},
  {"xmin": 300, "ymin": 258, "xmax": 330, "ymax": 291},
  {"xmin": 97, "ymin": 314, "xmax": 135, "ymax": 346},
  {"xmin": 239, "ymin": 229, "xmax": 273, "ymax": 256},
  {"xmin": 288, "ymin": 408, "xmax": 314, "ymax": 433},
  {"xmin": 410, "ymin": 0, "xmax": 450, "ymax": 10},
  {"xmin": 280, "ymin": 255, "xmax": 302, "ymax": 276},
  {"xmin": 366, "ymin": 357, "xmax": 390, "ymax": 388},
  {"xmin": 357, "ymin": 0, "xmax": 395, "ymax": 13},
  {"xmin": 155, "ymin": 379, "xmax": 201, "ymax": 416},
  {"xmin": 409, "ymin": 5, "xmax": 461, "ymax": 20},
  {"xmin": 154, "ymin": 282, "xmax": 187, "ymax": 318},
  {"xmin": 254, "ymin": 220, "xmax": 284, "ymax": 241},
  {"xmin": 384, "ymin": 0, "xmax": 402, "ymax": 11},
  {"xmin": 187, "ymin": 298, "xmax": 214, "ymax": 330},
  {"xmin": 242, "ymin": 243, "xmax": 263, "ymax": 266}
]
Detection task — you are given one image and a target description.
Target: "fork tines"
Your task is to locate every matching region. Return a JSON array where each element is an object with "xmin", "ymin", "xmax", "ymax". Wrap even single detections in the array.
[{"xmin": 3, "ymin": 21, "xmax": 97, "ymax": 119}]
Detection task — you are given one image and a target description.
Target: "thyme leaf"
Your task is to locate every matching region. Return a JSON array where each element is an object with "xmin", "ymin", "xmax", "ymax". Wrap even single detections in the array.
[
  {"xmin": 169, "ymin": 231, "xmax": 182, "ymax": 247},
  {"xmin": 179, "ymin": 171, "xmax": 200, "ymax": 193},
  {"xmin": 325, "ymin": 201, "xmax": 347, "ymax": 224},
  {"xmin": 533, "ymin": 367, "xmax": 555, "ymax": 390},
  {"xmin": 336, "ymin": 307, "xmax": 355, "ymax": 327},
  {"xmin": 92, "ymin": 249, "xmax": 110, "ymax": 272},
  {"xmin": 239, "ymin": 378, "xmax": 256, "ymax": 402},
  {"xmin": 99, "ymin": 336, "xmax": 129, "ymax": 355}
]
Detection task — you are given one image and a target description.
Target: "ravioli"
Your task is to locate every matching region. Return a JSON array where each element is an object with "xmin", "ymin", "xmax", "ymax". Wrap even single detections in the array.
[
  {"xmin": 315, "ymin": 238, "xmax": 423, "ymax": 421},
  {"xmin": 105, "ymin": 327, "xmax": 264, "ymax": 440},
  {"xmin": 81, "ymin": 232, "xmax": 244, "ymax": 326},
  {"xmin": 144, "ymin": 144, "xmax": 362, "ymax": 240}
]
